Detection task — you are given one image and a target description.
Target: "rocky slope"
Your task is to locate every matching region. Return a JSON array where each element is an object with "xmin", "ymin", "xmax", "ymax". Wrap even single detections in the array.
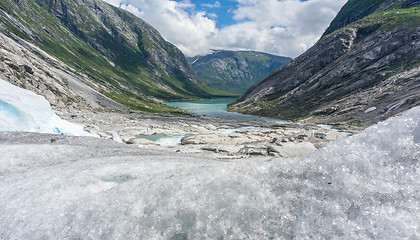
[
  {"xmin": 0, "ymin": 0, "xmax": 218, "ymax": 114},
  {"xmin": 188, "ymin": 50, "xmax": 291, "ymax": 95},
  {"xmin": 230, "ymin": 0, "xmax": 420, "ymax": 126}
]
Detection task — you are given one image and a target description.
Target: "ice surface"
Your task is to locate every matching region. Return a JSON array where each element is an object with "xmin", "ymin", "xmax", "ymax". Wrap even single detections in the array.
[
  {"xmin": 414, "ymin": 123, "xmax": 420, "ymax": 143},
  {"xmin": 0, "ymin": 107, "xmax": 419, "ymax": 239},
  {"xmin": 0, "ymin": 79, "xmax": 92, "ymax": 136}
]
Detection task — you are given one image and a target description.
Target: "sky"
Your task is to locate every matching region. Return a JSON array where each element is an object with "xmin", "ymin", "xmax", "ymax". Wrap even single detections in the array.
[{"xmin": 103, "ymin": 0, "xmax": 348, "ymax": 58}]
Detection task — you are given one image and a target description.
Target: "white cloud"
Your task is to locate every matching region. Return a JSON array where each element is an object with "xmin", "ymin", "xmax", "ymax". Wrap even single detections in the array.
[
  {"xmin": 206, "ymin": 12, "xmax": 218, "ymax": 19},
  {"xmin": 103, "ymin": 0, "xmax": 347, "ymax": 58},
  {"xmin": 202, "ymin": 1, "xmax": 221, "ymax": 8}
]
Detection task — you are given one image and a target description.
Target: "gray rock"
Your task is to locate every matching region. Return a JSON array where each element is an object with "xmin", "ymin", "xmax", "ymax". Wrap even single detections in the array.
[
  {"xmin": 240, "ymin": 146, "xmax": 267, "ymax": 156},
  {"xmin": 271, "ymin": 142, "xmax": 317, "ymax": 158},
  {"xmin": 126, "ymin": 138, "xmax": 158, "ymax": 146}
]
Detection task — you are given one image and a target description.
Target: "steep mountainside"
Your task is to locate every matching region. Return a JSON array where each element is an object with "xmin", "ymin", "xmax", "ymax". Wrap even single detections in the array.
[
  {"xmin": 188, "ymin": 51, "xmax": 292, "ymax": 95},
  {"xmin": 323, "ymin": 0, "xmax": 420, "ymax": 36},
  {"xmin": 0, "ymin": 0, "xmax": 219, "ymax": 114},
  {"xmin": 230, "ymin": 0, "xmax": 420, "ymax": 126}
]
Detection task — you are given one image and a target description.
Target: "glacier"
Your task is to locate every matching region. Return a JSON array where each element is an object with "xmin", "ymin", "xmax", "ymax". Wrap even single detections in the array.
[
  {"xmin": 0, "ymin": 103, "xmax": 419, "ymax": 239},
  {"xmin": 0, "ymin": 79, "xmax": 92, "ymax": 136}
]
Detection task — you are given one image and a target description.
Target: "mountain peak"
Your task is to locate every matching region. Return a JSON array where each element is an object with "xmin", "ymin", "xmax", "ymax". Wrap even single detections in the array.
[{"xmin": 188, "ymin": 50, "xmax": 292, "ymax": 95}]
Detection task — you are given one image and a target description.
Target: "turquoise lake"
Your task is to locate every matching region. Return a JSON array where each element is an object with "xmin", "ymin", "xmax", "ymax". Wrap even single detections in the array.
[{"xmin": 165, "ymin": 98, "xmax": 283, "ymax": 122}]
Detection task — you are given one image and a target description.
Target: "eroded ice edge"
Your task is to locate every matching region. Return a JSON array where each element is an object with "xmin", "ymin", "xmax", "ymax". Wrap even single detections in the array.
[
  {"xmin": 0, "ymin": 79, "xmax": 92, "ymax": 136},
  {"xmin": 0, "ymin": 98, "xmax": 419, "ymax": 238}
]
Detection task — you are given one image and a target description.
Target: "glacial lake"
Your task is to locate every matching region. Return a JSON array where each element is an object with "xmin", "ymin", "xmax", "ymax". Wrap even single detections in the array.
[{"xmin": 165, "ymin": 98, "xmax": 284, "ymax": 122}]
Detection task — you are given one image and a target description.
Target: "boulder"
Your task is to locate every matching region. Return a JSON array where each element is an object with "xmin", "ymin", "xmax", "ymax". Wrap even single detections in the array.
[
  {"xmin": 325, "ymin": 131, "xmax": 347, "ymax": 141},
  {"xmin": 270, "ymin": 142, "xmax": 317, "ymax": 158},
  {"xmin": 181, "ymin": 134, "xmax": 224, "ymax": 145},
  {"xmin": 125, "ymin": 138, "xmax": 158, "ymax": 146},
  {"xmin": 240, "ymin": 145, "xmax": 268, "ymax": 156}
]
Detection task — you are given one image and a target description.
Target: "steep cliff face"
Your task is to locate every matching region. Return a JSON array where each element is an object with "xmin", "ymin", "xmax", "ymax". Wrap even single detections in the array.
[
  {"xmin": 230, "ymin": 1, "xmax": 420, "ymax": 126},
  {"xmin": 188, "ymin": 51, "xmax": 292, "ymax": 95},
  {"xmin": 0, "ymin": 0, "xmax": 215, "ymax": 113}
]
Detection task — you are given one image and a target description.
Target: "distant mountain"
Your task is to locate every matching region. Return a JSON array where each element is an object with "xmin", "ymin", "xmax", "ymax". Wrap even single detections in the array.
[
  {"xmin": 0, "ymin": 0, "xmax": 221, "ymax": 114},
  {"xmin": 230, "ymin": 0, "xmax": 420, "ymax": 126},
  {"xmin": 187, "ymin": 51, "xmax": 292, "ymax": 95}
]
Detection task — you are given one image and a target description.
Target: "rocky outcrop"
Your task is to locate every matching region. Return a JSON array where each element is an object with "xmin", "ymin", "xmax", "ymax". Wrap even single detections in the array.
[
  {"xmin": 230, "ymin": 2, "xmax": 420, "ymax": 126},
  {"xmin": 188, "ymin": 50, "xmax": 291, "ymax": 95},
  {"xmin": 0, "ymin": 0, "xmax": 214, "ymax": 114}
]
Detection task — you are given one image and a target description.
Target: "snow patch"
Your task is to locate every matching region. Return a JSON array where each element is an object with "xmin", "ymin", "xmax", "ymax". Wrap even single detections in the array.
[
  {"xmin": 364, "ymin": 106, "xmax": 376, "ymax": 113},
  {"xmin": 386, "ymin": 99, "xmax": 407, "ymax": 115},
  {"xmin": 0, "ymin": 79, "xmax": 93, "ymax": 136}
]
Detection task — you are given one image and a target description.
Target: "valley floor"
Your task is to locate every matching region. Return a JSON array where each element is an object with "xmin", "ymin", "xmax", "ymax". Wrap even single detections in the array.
[{"xmin": 59, "ymin": 110, "xmax": 361, "ymax": 159}]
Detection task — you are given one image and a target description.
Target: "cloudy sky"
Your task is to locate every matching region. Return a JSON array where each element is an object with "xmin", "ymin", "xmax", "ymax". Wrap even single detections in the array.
[{"xmin": 103, "ymin": 0, "xmax": 348, "ymax": 58}]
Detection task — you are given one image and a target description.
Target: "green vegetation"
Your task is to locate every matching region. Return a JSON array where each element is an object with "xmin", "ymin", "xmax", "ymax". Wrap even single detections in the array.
[
  {"xmin": 326, "ymin": 1, "xmax": 420, "ymax": 37},
  {"xmin": 323, "ymin": 0, "xmax": 387, "ymax": 36},
  {"xmin": 357, "ymin": 6, "xmax": 420, "ymax": 30},
  {"xmin": 104, "ymin": 91, "xmax": 187, "ymax": 114}
]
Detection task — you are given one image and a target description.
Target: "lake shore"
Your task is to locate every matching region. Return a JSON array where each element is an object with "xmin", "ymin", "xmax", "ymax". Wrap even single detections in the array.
[{"xmin": 59, "ymin": 109, "xmax": 362, "ymax": 159}]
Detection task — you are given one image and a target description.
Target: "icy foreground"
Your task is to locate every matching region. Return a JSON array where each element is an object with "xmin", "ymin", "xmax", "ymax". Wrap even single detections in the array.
[
  {"xmin": 0, "ymin": 108, "xmax": 419, "ymax": 239},
  {"xmin": 0, "ymin": 79, "xmax": 92, "ymax": 136}
]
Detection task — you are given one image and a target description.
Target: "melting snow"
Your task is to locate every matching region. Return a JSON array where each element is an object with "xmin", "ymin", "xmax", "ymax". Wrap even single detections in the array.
[{"xmin": 0, "ymin": 79, "xmax": 93, "ymax": 136}]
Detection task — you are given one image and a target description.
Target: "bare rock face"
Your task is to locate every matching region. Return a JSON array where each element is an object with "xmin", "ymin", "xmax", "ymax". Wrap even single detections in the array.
[
  {"xmin": 0, "ymin": 32, "xmax": 126, "ymax": 113},
  {"xmin": 230, "ymin": 2, "xmax": 420, "ymax": 126}
]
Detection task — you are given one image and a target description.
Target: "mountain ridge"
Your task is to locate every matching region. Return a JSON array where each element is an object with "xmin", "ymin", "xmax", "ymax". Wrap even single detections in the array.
[{"xmin": 187, "ymin": 50, "xmax": 292, "ymax": 95}]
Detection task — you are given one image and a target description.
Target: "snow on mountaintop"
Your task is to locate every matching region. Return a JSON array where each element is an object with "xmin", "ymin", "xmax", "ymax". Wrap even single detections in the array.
[
  {"xmin": 0, "ymin": 106, "xmax": 419, "ymax": 238},
  {"xmin": 0, "ymin": 79, "xmax": 93, "ymax": 136}
]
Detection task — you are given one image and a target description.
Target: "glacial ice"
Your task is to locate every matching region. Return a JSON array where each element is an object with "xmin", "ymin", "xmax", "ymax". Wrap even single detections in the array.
[
  {"xmin": 0, "ymin": 79, "xmax": 92, "ymax": 136},
  {"xmin": 0, "ymin": 103, "xmax": 419, "ymax": 239}
]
